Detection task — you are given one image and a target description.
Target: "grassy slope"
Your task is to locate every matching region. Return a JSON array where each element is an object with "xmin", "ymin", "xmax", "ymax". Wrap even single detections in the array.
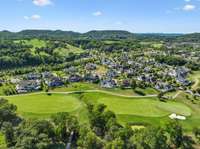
[
  {"xmin": 15, "ymin": 39, "xmax": 46, "ymax": 48},
  {"xmin": 53, "ymin": 44, "xmax": 84, "ymax": 56}
]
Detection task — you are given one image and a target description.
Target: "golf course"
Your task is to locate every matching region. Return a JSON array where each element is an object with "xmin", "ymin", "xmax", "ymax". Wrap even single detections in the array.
[{"xmin": 4, "ymin": 89, "xmax": 200, "ymax": 132}]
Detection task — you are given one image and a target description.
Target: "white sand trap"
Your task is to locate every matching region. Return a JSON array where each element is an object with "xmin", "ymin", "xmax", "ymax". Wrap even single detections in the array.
[{"xmin": 169, "ymin": 113, "xmax": 186, "ymax": 120}]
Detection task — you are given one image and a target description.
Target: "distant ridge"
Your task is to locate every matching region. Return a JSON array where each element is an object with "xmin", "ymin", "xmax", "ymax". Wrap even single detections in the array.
[
  {"xmin": 0, "ymin": 29, "xmax": 199, "ymax": 41},
  {"xmin": 83, "ymin": 30, "xmax": 134, "ymax": 39}
]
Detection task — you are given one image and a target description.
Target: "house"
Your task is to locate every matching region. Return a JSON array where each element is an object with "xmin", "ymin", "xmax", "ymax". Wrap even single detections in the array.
[
  {"xmin": 84, "ymin": 74, "xmax": 100, "ymax": 83},
  {"xmin": 106, "ymin": 70, "xmax": 118, "ymax": 78},
  {"xmin": 121, "ymin": 79, "xmax": 131, "ymax": 88},
  {"xmin": 16, "ymin": 80, "xmax": 41, "ymax": 93},
  {"xmin": 45, "ymin": 77, "xmax": 64, "ymax": 87},
  {"xmin": 10, "ymin": 77, "xmax": 21, "ymax": 84},
  {"xmin": 175, "ymin": 67, "xmax": 191, "ymax": 86},
  {"xmin": 155, "ymin": 82, "xmax": 173, "ymax": 92},
  {"xmin": 68, "ymin": 74, "xmax": 82, "ymax": 83},
  {"xmin": 0, "ymin": 79, "xmax": 5, "ymax": 84},
  {"xmin": 100, "ymin": 79, "xmax": 117, "ymax": 88},
  {"xmin": 42, "ymin": 72, "xmax": 54, "ymax": 79},
  {"xmin": 85, "ymin": 63, "xmax": 97, "ymax": 70},
  {"xmin": 64, "ymin": 67, "xmax": 77, "ymax": 74},
  {"xmin": 26, "ymin": 73, "xmax": 41, "ymax": 80}
]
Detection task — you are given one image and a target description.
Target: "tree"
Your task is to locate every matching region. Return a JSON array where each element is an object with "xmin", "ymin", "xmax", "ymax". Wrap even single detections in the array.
[
  {"xmin": 77, "ymin": 127, "xmax": 104, "ymax": 149},
  {"xmin": 105, "ymin": 138, "xmax": 124, "ymax": 149},
  {"xmin": 51, "ymin": 112, "xmax": 79, "ymax": 143},
  {"xmin": 0, "ymin": 98, "xmax": 20, "ymax": 128},
  {"xmin": 193, "ymin": 127, "xmax": 200, "ymax": 142},
  {"xmin": 166, "ymin": 121, "xmax": 183, "ymax": 148},
  {"xmin": 154, "ymin": 128, "xmax": 168, "ymax": 149},
  {"xmin": 131, "ymin": 79, "xmax": 137, "ymax": 89},
  {"xmin": 158, "ymin": 92, "xmax": 165, "ymax": 100},
  {"xmin": 1, "ymin": 122, "xmax": 15, "ymax": 147}
]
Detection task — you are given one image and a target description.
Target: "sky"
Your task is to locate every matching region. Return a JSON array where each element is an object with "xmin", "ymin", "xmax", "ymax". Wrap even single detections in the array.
[{"xmin": 0, "ymin": 0, "xmax": 200, "ymax": 33}]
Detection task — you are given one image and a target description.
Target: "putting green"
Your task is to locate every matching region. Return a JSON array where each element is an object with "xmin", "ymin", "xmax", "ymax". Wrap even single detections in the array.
[{"xmin": 7, "ymin": 93, "xmax": 81, "ymax": 118}]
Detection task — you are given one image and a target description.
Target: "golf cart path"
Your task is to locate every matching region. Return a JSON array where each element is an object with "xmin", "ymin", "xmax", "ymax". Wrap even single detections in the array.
[
  {"xmin": 0, "ymin": 89, "xmax": 157, "ymax": 98},
  {"xmin": 173, "ymin": 77, "xmax": 200, "ymax": 99},
  {"xmin": 192, "ymin": 78, "xmax": 199, "ymax": 89}
]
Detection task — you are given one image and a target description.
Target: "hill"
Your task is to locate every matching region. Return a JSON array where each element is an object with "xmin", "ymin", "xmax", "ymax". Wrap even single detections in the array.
[{"xmin": 83, "ymin": 30, "xmax": 134, "ymax": 39}]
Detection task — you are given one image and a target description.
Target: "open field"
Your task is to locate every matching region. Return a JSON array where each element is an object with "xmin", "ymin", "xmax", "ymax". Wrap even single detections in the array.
[
  {"xmin": 4, "ymin": 90, "xmax": 198, "ymax": 132},
  {"xmin": 53, "ymin": 44, "xmax": 84, "ymax": 56},
  {"xmin": 15, "ymin": 39, "xmax": 46, "ymax": 48},
  {"xmin": 140, "ymin": 41, "xmax": 163, "ymax": 48}
]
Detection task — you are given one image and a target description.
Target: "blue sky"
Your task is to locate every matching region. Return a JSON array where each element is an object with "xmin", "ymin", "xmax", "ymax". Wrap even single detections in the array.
[{"xmin": 0, "ymin": 0, "xmax": 200, "ymax": 33}]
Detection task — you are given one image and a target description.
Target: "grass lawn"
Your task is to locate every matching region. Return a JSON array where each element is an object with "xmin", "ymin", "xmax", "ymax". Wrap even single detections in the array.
[
  {"xmin": 7, "ymin": 93, "xmax": 82, "ymax": 119},
  {"xmin": 0, "ymin": 132, "xmax": 6, "ymax": 149},
  {"xmin": 82, "ymin": 92, "xmax": 191, "ymax": 117}
]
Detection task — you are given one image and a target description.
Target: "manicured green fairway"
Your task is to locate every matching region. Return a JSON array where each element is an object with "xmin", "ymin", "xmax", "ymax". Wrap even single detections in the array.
[
  {"xmin": 7, "ymin": 93, "xmax": 82, "ymax": 118},
  {"xmin": 82, "ymin": 92, "xmax": 191, "ymax": 117},
  {"xmin": 6, "ymin": 92, "xmax": 192, "ymax": 120},
  {"xmin": 4, "ymin": 91, "xmax": 198, "ymax": 132},
  {"xmin": 98, "ymin": 96, "xmax": 191, "ymax": 117}
]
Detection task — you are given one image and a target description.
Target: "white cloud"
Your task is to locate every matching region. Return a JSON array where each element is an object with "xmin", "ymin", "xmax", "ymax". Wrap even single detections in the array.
[
  {"xmin": 24, "ymin": 14, "xmax": 41, "ymax": 20},
  {"xmin": 115, "ymin": 21, "xmax": 123, "ymax": 25},
  {"xmin": 183, "ymin": 4, "xmax": 196, "ymax": 11},
  {"xmin": 31, "ymin": 14, "xmax": 41, "ymax": 20},
  {"xmin": 33, "ymin": 0, "xmax": 52, "ymax": 6},
  {"xmin": 92, "ymin": 11, "xmax": 103, "ymax": 16},
  {"xmin": 24, "ymin": 16, "xmax": 29, "ymax": 20}
]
